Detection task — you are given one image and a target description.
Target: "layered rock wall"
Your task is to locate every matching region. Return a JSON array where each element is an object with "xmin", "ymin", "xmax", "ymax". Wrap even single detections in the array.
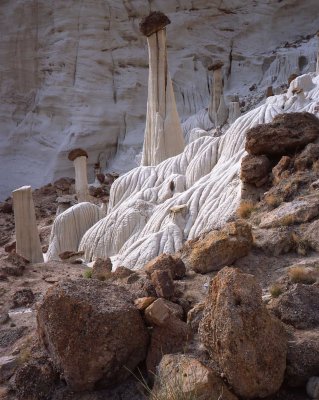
[{"xmin": 0, "ymin": 0, "xmax": 318, "ymax": 200}]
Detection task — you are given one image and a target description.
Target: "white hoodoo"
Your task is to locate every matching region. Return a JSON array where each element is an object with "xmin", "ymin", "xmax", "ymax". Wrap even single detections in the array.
[
  {"xmin": 140, "ymin": 12, "xmax": 185, "ymax": 166},
  {"xmin": 208, "ymin": 62, "xmax": 229, "ymax": 127},
  {"xmin": 68, "ymin": 148, "xmax": 89, "ymax": 203},
  {"xmin": 12, "ymin": 185, "xmax": 44, "ymax": 263}
]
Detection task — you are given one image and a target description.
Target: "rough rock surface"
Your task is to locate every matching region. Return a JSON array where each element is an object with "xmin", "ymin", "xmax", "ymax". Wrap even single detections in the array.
[
  {"xmin": 144, "ymin": 298, "xmax": 183, "ymax": 326},
  {"xmin": 253, "ymin": 227, "xmax": 293, "ymax": 256},
  {"xmin": 37, "ymin": 279, "xmax": 148, "ymax": 391},
  {"xmin": 144, "ymin": 254, "xmax": 186, "ymax": 279},
  {"xmin": 304, "ymin": 219, "xmax": 319, "ymax": 252},
  {"xmin": 146, "ymin": 316, "xmax": 192, "ymax": 374},
  {"xmin": 240, "ymin": 154, "xmax": 271, "ymax": 187},
  {"xmin": 153, "ymin": 354, "xmax": 238, "ymax": 400},
  {"xmin": 14, "ymin": 357, "xmax": 58, "ymax": 400},
  {"xmin": 199, "ymin": 267, "xmax": 287, "ymax": 399},
  {"xmin": 182, "ymin": 220, "xmax": 252, "ymax": 273},
  {"xmin": 260, "ymin": 195, "xmax": 319, "ymax": 228},
  {"xmin": 286, "ymin": 329, "xmax": 319, "ymax": 387},
  {"xmin": 1, "ymin": 1, "xmax": 318, "ymax": 201},
  {"xmin": 91, "ymin": 257, "xmax": 112, "ymax": 280},
  {"xmin": 245, "ymin": 113, "xmax": 319, "ymax": 156},
  {"xmin": 269, "ymin": 283, "xmax": 319, "ymax": 329}
]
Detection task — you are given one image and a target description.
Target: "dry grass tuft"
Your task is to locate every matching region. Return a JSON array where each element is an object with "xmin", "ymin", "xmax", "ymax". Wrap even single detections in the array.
[
  {"xmin": 264, "ymin": 193, "xmax": 282, "ymax": 208},
  {"xmin": 269, "ymin": 284, "xmax": 283, "ymax": 298},
  {"xmin": 83, "ymin": 269, "xmax": 92, "ymax": 279},
  {"xmin": 237, "ymin": 200, "xmax": 255, "ymax": 219},
  {"xmin": 288, "ymin": 266, "xmax": 317, "ymax": 285},
  {"xmin": 280, "ymin": 214, "xmax": 296, "ymax": 226}
]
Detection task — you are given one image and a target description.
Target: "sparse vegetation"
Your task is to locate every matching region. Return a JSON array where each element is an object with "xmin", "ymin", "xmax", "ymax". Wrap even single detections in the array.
[
  {"xmin": 269, "ymin": 284, "xmax": 283, "ymax": 298},
  {"xmin": 83, "ymin": 269, "xmax": 92, "ymax": 279},
  {"xmin": 237, "ymin": 200, "xmax": 255, "ymax": 219},
  {"xmin": 280, "ymin": 214, "xmax": 296, "ymax": 226},
  {"xmin": 288, "ymin": 266, "xmax": 317, "ymax": 285},
  {"xmin": 264, "ymin": 193, "xmax": 282, "ymax": 208}
]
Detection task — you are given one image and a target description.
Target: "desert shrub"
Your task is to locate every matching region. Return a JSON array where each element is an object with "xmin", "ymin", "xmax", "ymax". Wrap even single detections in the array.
[
  {"xmin": 288, "ymin": 266, "xmax": 317, "ymax": 284},
  {"xmin": 269, "ymin": 284, "xmax": 283, "ymax": 298},
  {"xmin": 264, "ymin": 193, "xmax": 282, "ymax": 208},
  {"xmin": 237, "ymin": 200, "xmax": 255, "ymax": 219},
  {"xmin": 83, "ymin": 269, "xmax": 92, "ymax": 279}
]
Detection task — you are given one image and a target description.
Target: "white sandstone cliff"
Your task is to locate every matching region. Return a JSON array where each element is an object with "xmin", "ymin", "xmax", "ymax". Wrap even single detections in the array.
[{"xmin": 0, "ymin": 0, "xmax": 318, "ymax": 200}]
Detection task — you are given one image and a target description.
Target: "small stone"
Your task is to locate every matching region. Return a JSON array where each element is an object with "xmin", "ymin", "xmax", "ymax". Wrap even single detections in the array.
[
  {"xmin": 113, "ymin": 266, "xmax": 133, "ymax": 279},
  {"xmin": 144, "ymin": 298, "xmax": 183, "ymax": 326},
  {"xmin": 0, "ymin": 355, "xmax": 18, "ymax": 384},
  {"xmin": 134, "ymin": 297, "xmax": 156, "ymax": 311}
]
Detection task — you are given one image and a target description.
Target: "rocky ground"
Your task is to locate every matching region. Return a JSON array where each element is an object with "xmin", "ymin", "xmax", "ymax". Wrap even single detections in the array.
[{"xmin": 1, "ymin": 113, "xmax": 319, "ymax": 399}]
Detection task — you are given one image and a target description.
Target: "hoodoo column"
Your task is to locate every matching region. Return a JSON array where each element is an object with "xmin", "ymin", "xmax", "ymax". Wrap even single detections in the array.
[
  {"xmin": 68, "ymin": 148, "xmax": 90, "ymax": 203},
  {"xmin": 12, "ymin": 185, "xmax": 44, "ymax": 263},
  {"xmin": 140, "ymin": 11, "xmax": 185, "ymax": 166}
]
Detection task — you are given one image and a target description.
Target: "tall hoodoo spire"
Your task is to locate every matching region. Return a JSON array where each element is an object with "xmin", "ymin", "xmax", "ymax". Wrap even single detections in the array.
[
  {"xmin": 140, "ymin": 11, "xmax": 185, "ymax": 166},
  {"xmin": 208, "ymin": 61, "xmax": 228, "ymax": 128}
]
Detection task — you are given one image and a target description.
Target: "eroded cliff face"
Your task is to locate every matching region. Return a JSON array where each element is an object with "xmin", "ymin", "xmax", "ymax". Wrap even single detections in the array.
[{"xmin": 0, "ymin": 0, "xmax": 318, "ymax": 200}]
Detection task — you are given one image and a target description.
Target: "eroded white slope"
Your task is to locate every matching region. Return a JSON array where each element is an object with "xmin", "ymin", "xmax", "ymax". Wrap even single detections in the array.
[
  {"xmin": 47, "ymin": 202, "xmax": 104, "ymax": 261},
  {"xmin": 76, "ymin": 73, "xmax": 319, "ymax": 269}
]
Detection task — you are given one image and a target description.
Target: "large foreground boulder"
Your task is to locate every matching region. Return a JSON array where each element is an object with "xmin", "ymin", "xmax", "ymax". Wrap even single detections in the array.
[
  {"xmin": 182, "ymin": 220, "xmax": 252, "ymax": 273},
  {"xmin": 245, "ymin": 112, "xmax": 319, "ymax": 156},
  {"xmin": 37, "ymin": 279, "xmax": 148, "ymax": 391},
  {"xmin": 199, "ymin": 267, "xmax": 287, "ymax": 399},
  {"xmin": 152, "ymin": 354, "xmax": 238, "ymax": 400}
]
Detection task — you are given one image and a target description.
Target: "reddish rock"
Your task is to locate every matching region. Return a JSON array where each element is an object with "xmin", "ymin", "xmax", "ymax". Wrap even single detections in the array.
[
  {"xmin": 134, "ymin": 297, "xmax": 156, "ymax": 311},
  {"xmin": 272, "ymin": 156, "xmax": 292, "ymax": 184},
  {"xmin": 146, "ymin": 316, "xmax": 192, "ymax": 374},
  {"xmin": 245, "ymin": 112, "xmax": 319, "ymax": 156},
  {"xmin": 144, "ymin": 254, "xmax": 186, "ymax": 280},
  {"xmin": 144, "ymin": 298, "xmax": 183, "ymax": 326},
  {"xmin": 91, "ymin": 258, "xmax": 112, "ymax": 280},
  {"xmin": 37, "ymin": 279, "xmax": 148, "ymax": 391},
  {"xmin": 151, "ymin": 269, "xmax": 175, "ymax": 298},
  {"xmin": 153, "ymin": 354, "xmax": 238, "ymax": 400},
  {"xmin": 199, "ymin": 267, "xmax": 287, "ymax": 399},
  {"xmin": 4, "ymin": 241, "xmax": 16, "ymax": 253},
  {"xmin": 294, "ymin": 143, "xmax": 319, "ymax": 171},
  {"xmin": 240, "ymin": 154, "xmax": 271, "ymax": 186},
  {"xmin": 113, "ymin": 266, "xmax": 134, "ymax": 279},
  {"xmin": 182, "ymin": 220, "xmax": 252, "ymax": 274}
]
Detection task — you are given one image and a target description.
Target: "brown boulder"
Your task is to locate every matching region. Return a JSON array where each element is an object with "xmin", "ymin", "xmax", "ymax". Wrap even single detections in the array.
[
  {"xmin": 146, "ymin": 317, "xmax": 192, "ymax": 374},
  {"xmin": 152, "ymin": 354, "xmax": 238, "ymax": 400},
  {"xmin": 144, "ymin": 254, "xmax": 186, "ymax": 280},
  {"xmin": 269, "ymin": 283, "xmax": 319, "ymax": 329},
  {"xmin": 144, "ymin": 298, "xmax": 183, "ymax": 326},
  {"xmin": 286, "ymin": 329, "xmax": 319, "ymax": 387},
  {"xmin": 183, "ymin": 220, "xmax": 252, "ymax": 274},
  {"xmin": 14, "ymin": 357, "xmax": 58, "ymax": 400},
  {"xmin": 199, "ymin": 267, "xmax": 287, "ymax": 399},
  {"xmin": 37, "ymin": 279, "xmax": 148, "ymax": 391},
  {"xmin": 151, "ymin": 269, "xmax": 175, "ymax": 298},
  {"xmin": 245, "ymin": 112, "xmax": 319, "ymax": 156},
  {"xmin": 240, "ymin": 154, "xmax": 271, "ymax": 186},
  {"xmin": 91, "ymin": 257, "xmax": 112, "ymax": 280}
]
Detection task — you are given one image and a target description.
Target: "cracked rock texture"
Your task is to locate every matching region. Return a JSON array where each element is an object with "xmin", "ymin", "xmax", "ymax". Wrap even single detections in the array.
[{"xmin": 0, "ymin": 0, "xmax": 318, "ymax": 200}]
